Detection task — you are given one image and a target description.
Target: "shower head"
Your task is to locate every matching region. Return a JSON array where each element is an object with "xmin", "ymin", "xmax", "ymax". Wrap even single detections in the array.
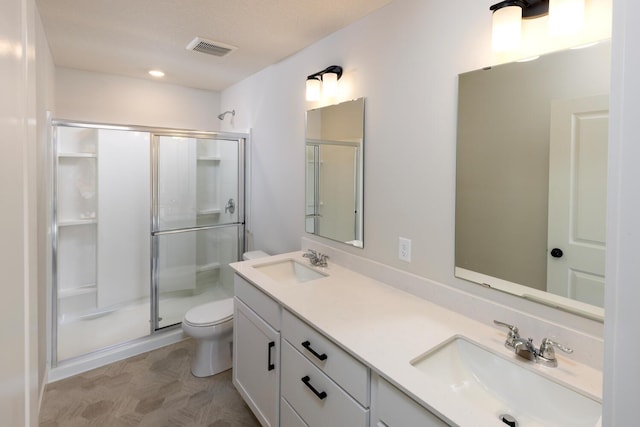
[{"xmin": 217, "ymin": 110, "xmax": 235, "ymax": 120}]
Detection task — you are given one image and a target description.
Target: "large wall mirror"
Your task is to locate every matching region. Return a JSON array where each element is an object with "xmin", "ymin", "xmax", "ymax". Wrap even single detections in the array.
[
  {"xmin": 455, "ymin": 41, "xmax": 610, "ymax": 321},
  {"xmin": 306, "ymin": 98, "xmax": 365, "ymax": 248}
]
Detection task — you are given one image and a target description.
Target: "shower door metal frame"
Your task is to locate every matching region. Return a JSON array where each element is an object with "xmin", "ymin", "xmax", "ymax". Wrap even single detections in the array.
[
  {"xmin": 50, "ymin": 120, "xmax": 247, "ymax": 367},
  {"xmin": 150, "ymin": 131, "xmax": 246, "ymax": 332}
]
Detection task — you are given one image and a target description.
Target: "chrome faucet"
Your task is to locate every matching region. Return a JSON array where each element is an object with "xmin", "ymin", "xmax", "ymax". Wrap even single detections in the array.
[
  {"xmin": 494, "ymin": 320, "xmax": 573, "ymax": 367},
  {"xmin": 303, "ymin": 249, "xmax": 329, "ymax": 267}
]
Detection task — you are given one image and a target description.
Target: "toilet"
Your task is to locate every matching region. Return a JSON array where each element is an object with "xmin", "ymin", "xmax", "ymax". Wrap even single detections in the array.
[{"xmin": 182, "ymin": 250, "xmax": 269, "ymax": 377}]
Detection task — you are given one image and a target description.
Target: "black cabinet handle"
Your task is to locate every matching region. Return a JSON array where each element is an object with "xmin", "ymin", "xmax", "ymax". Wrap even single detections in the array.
[
  {"xmin": 267, "ymin": 341, "xmax": 275, "ymax": 371},
  {"xmin": 301, "ymin": 340, "xmax": 328, "ymax": 361},
  {"xmin": 301, "ymin": 375, "xmax": 327, "ymax": 400}
]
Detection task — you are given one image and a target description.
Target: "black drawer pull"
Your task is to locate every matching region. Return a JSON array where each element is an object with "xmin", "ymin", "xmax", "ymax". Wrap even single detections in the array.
[
  {"xmin": 267, "ymin": 341, "xmax": 275, "ymax": 371},
  {"xmin": 301, "ymin": 340, "xmax": 328, "ymax": 361},
  {"xmin": 301, "ymin": 375, "xmax": 327, "ymax": 400}
]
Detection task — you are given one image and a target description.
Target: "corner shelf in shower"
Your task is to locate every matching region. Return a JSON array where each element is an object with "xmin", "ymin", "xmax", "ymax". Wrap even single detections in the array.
[
  {"xmin": 58, "ymin": 152, "xmax": 97, "ymax": 158},
  {"xmin": 197, "ymin": 208, "xmax": 221, "ymax": 215},
  {"xmin": 58, "ymin": 283, "xmax": 98, "ymax": 299},
  {"xmin": 197, "ymin": 262, "xmax": 221, "ymax": 273},
  {"xmin": 55, "ymin": 125, "xmax": 100, "ymax": 320},
  {"xmin": 58, "ymin": 219, "xmax": 97, "ymax": 227},
  {"xmin": 197, "ymin": 156, "xmax": 221, "ymax": 161}
]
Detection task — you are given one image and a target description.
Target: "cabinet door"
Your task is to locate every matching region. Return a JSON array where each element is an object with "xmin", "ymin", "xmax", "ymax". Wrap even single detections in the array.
[
  {"xmin": 374, "ymin": 377, "xmax": 449, "ymax": 427},
  {"xmin": 233, "ymin": 298, "xmax": 279, "ymax": 427}
]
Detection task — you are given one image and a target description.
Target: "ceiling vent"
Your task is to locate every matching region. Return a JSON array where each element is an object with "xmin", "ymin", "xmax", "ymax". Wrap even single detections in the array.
[{"xmin": 186, "ymin": 37, "xmax": 237, "ymax": 57}]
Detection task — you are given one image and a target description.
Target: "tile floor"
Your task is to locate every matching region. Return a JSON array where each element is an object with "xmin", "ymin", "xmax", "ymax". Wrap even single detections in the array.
[{"xmin": 39, "ymin": 339, "xmax": 260, "ymax": 427}]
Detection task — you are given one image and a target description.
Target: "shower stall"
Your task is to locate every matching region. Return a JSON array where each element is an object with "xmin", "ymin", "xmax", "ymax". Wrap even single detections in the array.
[{"xmin": 51, "ymin": 121, "xmax": 247, "ymax": 374}]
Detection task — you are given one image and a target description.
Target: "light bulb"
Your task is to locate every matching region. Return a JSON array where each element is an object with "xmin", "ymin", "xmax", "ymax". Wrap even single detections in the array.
[
  {"xmin": 306, "ymin": 78, "xmax": 321, "ymax": 101},
  {"xmin": 549, "ymin": 0, "xmax": 585, "ymax": 36},
  {"xmin": 322, "ymin": 72, "xmax": 339, "ymax": 98},
  {"xmin": 492, "ymin": 5, "xmax": 522, "ymax": 52}
]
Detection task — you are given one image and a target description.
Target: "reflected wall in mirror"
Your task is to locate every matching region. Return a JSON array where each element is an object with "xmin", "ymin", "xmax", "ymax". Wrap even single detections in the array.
[
  {"xmin": 455, "ymin": 41, "xmax": 610, "ymax": 321},
  {"xmin": 306, "ymin": 98, "xmax": 365, "ymax": 248}
]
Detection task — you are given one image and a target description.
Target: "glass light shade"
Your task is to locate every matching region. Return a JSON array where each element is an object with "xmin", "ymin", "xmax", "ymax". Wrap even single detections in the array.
[
  {"xmin": 492, "ymin": 5, "xmax": 522, "ymax": 52},
  {"xmin": 306, "ymin": 78, "xmax": 321, "ymax": 101},
  {"xmin": 549, "ymin": 0, "xmax": 585, "ymax": 36},
  {"xmin": 322, "ymin": 72, "xmax": 339, "ymax": 98}
]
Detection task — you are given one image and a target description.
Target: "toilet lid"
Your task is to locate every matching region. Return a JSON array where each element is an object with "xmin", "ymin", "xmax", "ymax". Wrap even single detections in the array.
[{"xmin": 183, "ymin": 298, "xmax": 233, "ymax": 327}]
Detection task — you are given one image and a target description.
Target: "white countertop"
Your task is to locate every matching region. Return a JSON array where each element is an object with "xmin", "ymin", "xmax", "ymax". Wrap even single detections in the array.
[{"xmin": 231, "ymin": 251, "xmax": 603, "ymax": 426}]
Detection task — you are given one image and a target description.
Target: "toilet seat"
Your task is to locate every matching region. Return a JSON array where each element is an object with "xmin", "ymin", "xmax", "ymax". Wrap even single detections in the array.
[{"xmin": 183, "ymin": 298, "xmax": 233, "ymax": 327}]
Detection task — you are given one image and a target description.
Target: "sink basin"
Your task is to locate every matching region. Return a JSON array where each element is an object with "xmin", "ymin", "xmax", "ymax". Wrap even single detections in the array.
[
  {"xmin": 410, "ymin": 336, "xmax": 601, "ymax": 427},
  {"xmin": 254, "ymin": 259, "xmax": 327, "ymax": 284}
]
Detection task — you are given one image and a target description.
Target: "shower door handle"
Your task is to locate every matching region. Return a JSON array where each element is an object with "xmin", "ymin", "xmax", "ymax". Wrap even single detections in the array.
[
  {"xmin": 267, "ymin": 341, "xmax": 275, "ymax": 371},
  {"xmin": 225, "ymin": 198, "xmax": 235, "ymax": 214}
]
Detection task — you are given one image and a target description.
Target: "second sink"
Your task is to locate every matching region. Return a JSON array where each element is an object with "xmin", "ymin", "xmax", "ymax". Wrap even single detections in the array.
[
  {"xmin": 410, "ymin": 336, "xmax": 601, "ymax": 427},
  {"xmin": 254, "ymin": 259, "xmax": 327, "ymax": 285}
]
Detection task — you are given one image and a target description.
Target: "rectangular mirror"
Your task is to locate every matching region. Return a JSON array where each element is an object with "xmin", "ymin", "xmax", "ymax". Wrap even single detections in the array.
[
  {"xmin": 455, "ymin": 41, "xmax": 610, "ymax": 321},
  {"xmin": 305, "ymin": 98, "xmax": 365, "ymax": 248}
]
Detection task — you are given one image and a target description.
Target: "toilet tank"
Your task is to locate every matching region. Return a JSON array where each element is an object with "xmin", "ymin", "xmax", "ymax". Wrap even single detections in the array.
[{"xmin": 243, "ymin": 250, "xmax": 269, "ymax": 261}]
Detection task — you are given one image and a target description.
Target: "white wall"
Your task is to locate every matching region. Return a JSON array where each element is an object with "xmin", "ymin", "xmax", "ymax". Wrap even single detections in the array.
[
  {"xmin": 55, "ymin": 68, "xmax": 221, "ymax": 131},
  {"xmin": 35, "ymin": 3, "xmax": 56, "ymax": 404},
  {"xmin": 222, "ymin": 0, "xmax": 610, "ymax": 327},
  {"xmin": 1, "ymin": 0, "xmax": 40, "ymax": 424},
  {"xmin": 220, "ymin": 0, "xmax": 637, "ymax": 422},
  {"xmin": 604, "ymin": 0, "xmax": 640, "ymax": 424}
]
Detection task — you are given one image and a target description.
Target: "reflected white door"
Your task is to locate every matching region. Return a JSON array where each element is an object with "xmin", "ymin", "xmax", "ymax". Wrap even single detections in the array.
[{"xmin": 547, "ymin": 95, "xmax": 608, "ymax": 307}]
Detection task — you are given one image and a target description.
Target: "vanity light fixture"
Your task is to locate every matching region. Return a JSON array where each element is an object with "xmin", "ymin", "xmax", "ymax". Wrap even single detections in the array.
[
  {"xmin": 490, "ymin": 0, "xmax": 585, "ymax": 51},
  {"xmin": 305, "ymin": 65, "xmax": 343, "ymax": 101},
  {"xmin": 490, "ymin": 0, "xmax": 548, "ymax": 52}
]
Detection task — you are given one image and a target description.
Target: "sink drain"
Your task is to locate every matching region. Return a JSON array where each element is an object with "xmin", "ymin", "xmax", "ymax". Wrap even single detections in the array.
[{"xmin": 499, "ymin": 414, "xmax": 518, "ymax": 427}]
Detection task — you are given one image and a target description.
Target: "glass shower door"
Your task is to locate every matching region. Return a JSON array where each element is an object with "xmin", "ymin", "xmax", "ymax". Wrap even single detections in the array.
[{"xmin": 152, "ymin": 135, "xmax": 244, "ymax": 330}]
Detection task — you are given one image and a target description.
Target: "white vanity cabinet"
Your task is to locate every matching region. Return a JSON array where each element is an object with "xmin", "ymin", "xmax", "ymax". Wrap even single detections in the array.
[
  {"xmin": 280, "ymin": 310, "xmax": 370, "ymax": 427},
  {"xmin": 233, "ymin": 275, "xmax": 281, "ymax": 427},
  {"xmin": 372, "ymin": 376, "xmax": 449, "ymax": 427},
  {"xmin": 232, "ymin": 271, "xmax": 447, "ymax": 427}
]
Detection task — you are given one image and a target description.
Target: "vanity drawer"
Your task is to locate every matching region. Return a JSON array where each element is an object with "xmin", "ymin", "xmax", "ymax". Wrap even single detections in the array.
[
  {"xmin": 281, "ymin": 341, "xmax": 369, "ymax": 427},
  {"xmin": 234, "ymin": 274, "xmax": 281, "ymax": 330},
  {"xmin": 282, "ymin": 309, "xmax": 370, "ymax": 407},
  {"xmin": 281, "ymin": 397, "xmax": 308, "ymax": 427}
]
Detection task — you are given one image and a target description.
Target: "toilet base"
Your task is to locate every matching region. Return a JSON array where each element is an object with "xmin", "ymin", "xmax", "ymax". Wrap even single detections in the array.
[{"xmin": 183, "ymin": 319, "xmax": 233, "ymax": 377}]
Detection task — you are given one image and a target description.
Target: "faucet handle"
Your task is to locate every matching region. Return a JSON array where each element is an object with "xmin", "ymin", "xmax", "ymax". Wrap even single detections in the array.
[
  {"xmin": 540, "ymin": 338, "xmax": 573, "ymax": 357},
  {"xmin": 303, "ymin": 249, "xmax": 317, "ymax": 258},
  {"xmin": 493, "ymin": 320, "xmax": 519, "ymax": 335},
  {"xmin": 317, "ymin": 253, "xmax": 329, "ymax": 267},
  {"xmin": 537, "ymin": 338, "xmax": 573, "ymax": 367},
  {"xmin": 493, "ymin": 320, "xmax": 520, "ymax": 349}
]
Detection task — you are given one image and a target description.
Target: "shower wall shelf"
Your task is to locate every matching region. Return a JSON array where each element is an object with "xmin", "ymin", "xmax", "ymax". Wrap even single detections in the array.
[
  {"xmin": 58, "ymin": 152, "xmax": 97, "ymax": 158},
  {"xmin": 55, "ymin": 126, "xmax": 99, "ymax": 320},
  {"xmin": 58, "ymin": 219, "xmax": 97, "ymax": 227},
  {"xmin": 58, "ymin": 283, "xmax": 98, "ymax": 299},
  {"xmin": 196, "ymin": 262, "xmax": 222, "ymax": 273},
  {"xmin": 197, "ymin": 208, "xmax": 221, "ymax": 215},
  {"xmin": 196, "ymin": 140, "xmax": 222, "ymax": 219}
]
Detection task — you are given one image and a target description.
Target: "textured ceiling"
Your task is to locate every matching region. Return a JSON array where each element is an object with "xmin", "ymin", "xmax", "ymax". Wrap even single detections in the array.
[{"xmin": 37, "ymin": 0, "xmax": 394, "ymax": 91}]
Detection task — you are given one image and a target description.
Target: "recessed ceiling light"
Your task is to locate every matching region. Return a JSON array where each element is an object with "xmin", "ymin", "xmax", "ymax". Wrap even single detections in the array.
[{"xmin": 148, "ymin": 70, "xmax": 165, "ymax": 77}]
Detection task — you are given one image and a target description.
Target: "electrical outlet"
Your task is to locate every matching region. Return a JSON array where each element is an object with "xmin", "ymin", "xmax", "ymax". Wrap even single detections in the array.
[{"xmin": 398, "ymin": 237, "xmax": 411, "ymax": 262}]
